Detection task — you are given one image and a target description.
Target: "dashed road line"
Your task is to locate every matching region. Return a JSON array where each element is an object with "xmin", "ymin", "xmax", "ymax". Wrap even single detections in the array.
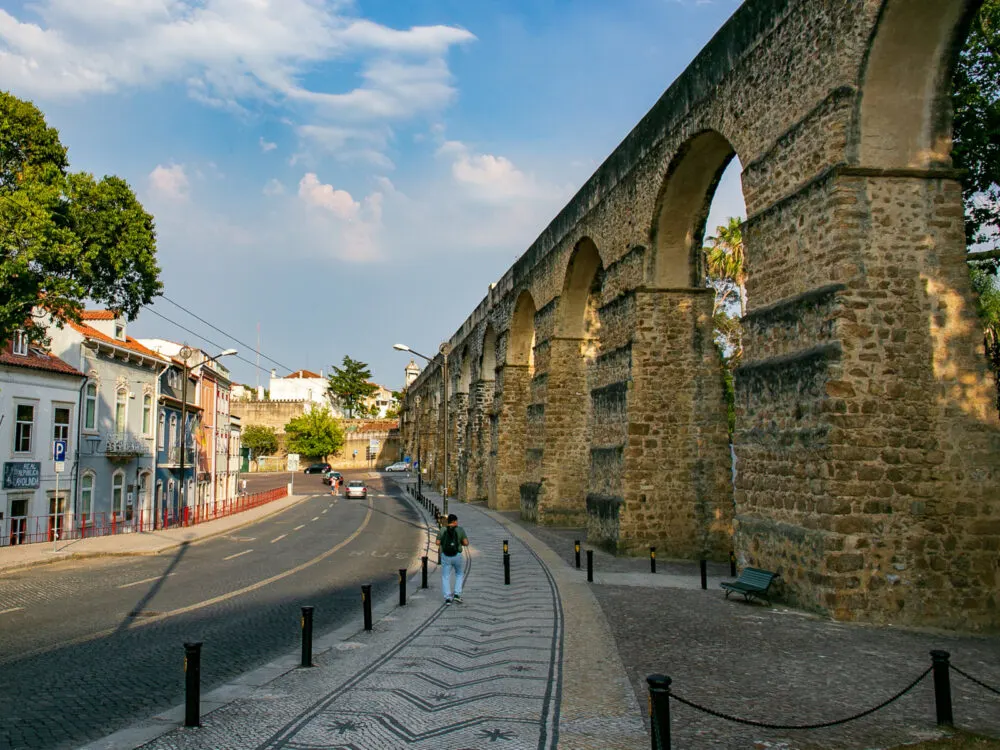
[
  {"xmin": 118, "ymin": 573, "xmax": 176, "ymax": 589},
  {"xmin": 294, "ymin": 524, "xmax": 305, "ymax": 531},
  {"xmin": 311, "ymin": 516, "xmax": 320, "ymax": 522},
  {"xmin": 322, "ymin": 509, "xmax": 328, "ymax": 514},
  {"xmin": 223, "ymin": 549, "xmax": 253, "ymax": 561},
  {"xmin": 270, "ymin": 534, "xmax": 287, "ymax": 544},
  {"xmin": 0, "ymin": 607, "xmax": 25, "ymax": 615}
]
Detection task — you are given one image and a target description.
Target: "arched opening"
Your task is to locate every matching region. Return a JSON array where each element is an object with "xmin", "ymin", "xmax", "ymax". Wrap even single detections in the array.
[
  {"xmin": 495, "ymin": 291, "xmax": 537, "ymax": 512},
  {"xmin": 859, "ymin": 0, "xmax": 969, "ymax": 170},
  {"xmin": 454, "ymin": 346, "xmax": 472, "ymax": 499},
  {"xmin": 480, "ymin": 326, "xmax": 497, "ymax": 381},
  {"xmin": 538, "ymin": 239, "xmax": 603, "ymax": 526},
  {"xmin": 653, "ymin": 130, "xmax": 736, "ymax": 288}
]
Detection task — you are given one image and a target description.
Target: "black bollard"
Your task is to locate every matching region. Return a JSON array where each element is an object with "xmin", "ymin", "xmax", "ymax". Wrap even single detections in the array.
[
  {"xmin": 575, "ymin": 540, "xmax": 581, "ymax": 569},
  {"xmin": 300, "ymin": 606, "xmax": 314, "ymax": 668},
  {"xmin": 587, "ymin": 549, "xmax": 594, "ymax": 583},
  {"xmin": 362, "ymin": 584, "xmax": 373, "ymax": 631},
  {"xmin": 184, "ymin": 642, "xmax": 202, "ymax": 727},
  {"xmin": 930, "ymin": 650, "xmax": 954, "ymax": 726},
  {"xmin": 503, "ymin": 552, "xmax": 510, "ymax": 585},
  {"xmin": 650, "ymin": 547, "xmax": 656, "ymax": 574},
  {"xmin": 399, "ymin": 569, "xmax": 407, "ymax": 606},
  {"xmin": 729, "ymin": 550, "xmax": 737, "ymax": 577},
  {"xmin": 421, "ymin": 555, "xmax": 429, "ymax": 589},
  {"xmin": 503, "ymin": 539, "xmax": 508, "ymax": 554},
  {"xmin": 646, "ymin": 674, "xmax": 672, "ymax": 750},
  {"xmin": 700, "ymin": 559, "xmax": 707, "ymax": 590}
]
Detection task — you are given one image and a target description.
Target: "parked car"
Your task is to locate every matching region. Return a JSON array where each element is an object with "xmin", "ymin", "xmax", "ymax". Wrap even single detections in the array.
[
  {"xmin": 384, "ymin": 462, "xmax": 409, "ymax": 472},
  {"xmin": 304, "ymin": 462, "xmax": 332, "ymax": 474},
  {"xmin": 323, "ymin": 471, "xmax": 342, "ymax": 486},
  {"xmin": 345, "ymin": 480, "xmax": 368, "ymax": 499}
]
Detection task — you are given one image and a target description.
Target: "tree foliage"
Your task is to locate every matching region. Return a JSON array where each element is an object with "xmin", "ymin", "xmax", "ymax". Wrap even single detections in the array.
[
  {"xmin": 327, "ymin": 355, "xmax": 379, "ymax": 418},
  {"xmin": 285, "ymin": 407, "xmax": 344, "ymax": 459},
  {"xmin": 0, "ymin": 91, "xmax": 162, "ymax": 347},
  {"xmin": 704, "ymin": 216, "xmax": 746, "ymax": 367},
  {"xmin": 241, "ymin": 424, "xmax": 278, "ymax": 460},
  {"xmin": 952, "ymin": 0, "xmax": 1000, "ymax": 250}
]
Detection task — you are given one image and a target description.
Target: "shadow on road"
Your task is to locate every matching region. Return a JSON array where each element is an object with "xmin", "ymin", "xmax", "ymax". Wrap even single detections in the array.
[{"xmin": 116, "ymin": 541, "xmax": 190, "ymax": 635}]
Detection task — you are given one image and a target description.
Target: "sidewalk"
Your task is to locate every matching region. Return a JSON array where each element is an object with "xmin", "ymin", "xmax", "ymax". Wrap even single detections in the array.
[{"xmin": 0, "ymin": 490, "xmax": 308, "ymax": 575}]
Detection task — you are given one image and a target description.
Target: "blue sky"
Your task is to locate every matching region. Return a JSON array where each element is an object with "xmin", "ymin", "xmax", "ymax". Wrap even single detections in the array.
[{"xmin": 0, "ymin": 0, "xmax": 745, "ymax": 389}]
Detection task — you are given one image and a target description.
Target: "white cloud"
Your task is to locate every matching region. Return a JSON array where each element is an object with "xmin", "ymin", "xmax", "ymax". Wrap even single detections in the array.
[
  {"xmin": 438, "ymin": 140, "xmax": 565, "ymax": 204},
  {"xmin": 0, "ymin": 0, "xmax": 475, "ymax": 164},
  {"xmin": 259, "ymin": 137, "xmax": 277, "ymax": 153},
  {"xmin": 263, "ymin": 178, "xmax": 285, "ymax": 196},
  {"xmin": 298, "ymin": 173, "xmax": 360, "ymax": 220},
  {"xmin": 148, "ymin": 163, "xmax": 189, "ymax": 200}
]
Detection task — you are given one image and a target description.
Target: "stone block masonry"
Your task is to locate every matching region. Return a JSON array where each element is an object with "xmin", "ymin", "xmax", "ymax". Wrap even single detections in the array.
[{"xmin": 400, "ymin": 0, "xmax": 1000, "ymax": 630}]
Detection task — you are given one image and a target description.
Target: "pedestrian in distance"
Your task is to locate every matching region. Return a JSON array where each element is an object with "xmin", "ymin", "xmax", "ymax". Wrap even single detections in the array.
[
  {"xmin": 437, "ymin": 513, "xmax": 469, "ymax": 605},
  {"xmin": 330, "ymin": 473, "xmax": 338, "ymax": 496}
]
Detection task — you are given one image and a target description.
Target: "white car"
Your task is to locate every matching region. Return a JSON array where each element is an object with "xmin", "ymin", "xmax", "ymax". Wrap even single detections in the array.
[
  {"xmin": 384, "ymin": 462, "xmax": 409, "ymax": 472},
  {"xmin": 345, "ymin": 480, "xmax": 368, "ymax": 499}
]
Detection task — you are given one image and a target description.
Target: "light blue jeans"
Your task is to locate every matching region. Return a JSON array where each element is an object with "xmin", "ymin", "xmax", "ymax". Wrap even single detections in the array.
[{"xmin": 441, "ymin": 552, "xmax": 464, "ymax": 599}]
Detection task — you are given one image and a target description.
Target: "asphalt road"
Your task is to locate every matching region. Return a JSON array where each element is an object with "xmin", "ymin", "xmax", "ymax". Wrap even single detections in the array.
[{"xmin": 0, "ymin": 472, "xmax": 426, "ymax": 750}]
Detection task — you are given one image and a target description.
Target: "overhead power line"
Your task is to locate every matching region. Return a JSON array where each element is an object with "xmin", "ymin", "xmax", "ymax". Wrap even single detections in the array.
[
  {"xmin": 141, "ymin": 305, "xmax": 276, "ymax": 376},
  {"xmin": 158, "ymin": 294, "xmax": 293, "ymax": 373}
]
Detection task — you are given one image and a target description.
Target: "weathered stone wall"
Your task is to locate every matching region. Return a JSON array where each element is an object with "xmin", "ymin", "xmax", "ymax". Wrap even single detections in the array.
[{"xmin": 400, "ymin": 0, "xmax": 1000, "ymax": 629}]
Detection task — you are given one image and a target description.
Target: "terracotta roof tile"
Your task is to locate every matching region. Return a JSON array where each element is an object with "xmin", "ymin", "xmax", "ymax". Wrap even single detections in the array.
[
  {"xmin": 79, "ymin": 310, "xmax": 117, "ymax": 320},
  {"xmin": 0, "ymin": 340, "xmax": 83, "ymax": 377},
  {"xmin": 66, "ymin": 319, "xmax": 167, "ymax": 361},
  {"xmin": 287, "ymin": 369, "xmax": 322, "ymax": 379}
]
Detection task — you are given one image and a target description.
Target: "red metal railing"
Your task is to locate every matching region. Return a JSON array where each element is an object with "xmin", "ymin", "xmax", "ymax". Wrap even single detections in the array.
[{"xmin": 2, "ymin": 486, "xmax": 289, "ymax": 547}]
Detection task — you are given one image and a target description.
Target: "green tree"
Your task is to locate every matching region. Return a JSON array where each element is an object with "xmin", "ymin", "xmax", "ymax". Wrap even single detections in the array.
[
  {"xmin": 241, "ymin": 424, "xmax": 278, "ymax": 463},
  {"xmin": 327, "ymin": 355, "xmax": 379, "ymax": 418},
  {"xmin": 704, "ymin": 216, "xmax": 746, "ymax": 365},
  {"xmin": 285, "ymin": 407, "xmax": 344, "ymax": 459},
  {"xmin": 0, "ymin": 91, "xmax": 162, "ymax": 347},
  {"xmin": 952, "ymin": 1, "xmax": 1000, "ymax": 250}
]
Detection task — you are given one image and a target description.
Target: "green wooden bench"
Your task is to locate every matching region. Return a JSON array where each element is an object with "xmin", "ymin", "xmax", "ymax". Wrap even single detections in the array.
[{"xmin": 721, "ymin": 567, "xmax": 779, "ymax": 605}]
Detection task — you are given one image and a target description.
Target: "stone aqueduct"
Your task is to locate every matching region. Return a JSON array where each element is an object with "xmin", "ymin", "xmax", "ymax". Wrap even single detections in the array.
[{"xmin": 399, "ymin": 0, "xmax": 1000, "ymax": 629}]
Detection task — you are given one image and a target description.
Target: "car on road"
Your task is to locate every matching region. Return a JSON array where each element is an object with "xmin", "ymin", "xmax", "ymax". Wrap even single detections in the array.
[
  {"xmin": 345, "ymin": 480, "xmax": 368, "ymax": 499},
  {"xmin": 304, "ymin": 462, "xmax": 332, "ymax": 474},
  {"xmin": 384, "ymin": 462, "xmax": 409, "ymax": 472},
  {"xmin": 323, "ymin": 471, "xmax": 342, "ymax": 486}
]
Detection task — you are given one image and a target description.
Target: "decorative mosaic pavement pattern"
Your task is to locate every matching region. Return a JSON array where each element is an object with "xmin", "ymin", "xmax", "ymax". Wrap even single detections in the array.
[{"xmin": 251, "ymin": 511, "xmax": 563, "ymax": 750}]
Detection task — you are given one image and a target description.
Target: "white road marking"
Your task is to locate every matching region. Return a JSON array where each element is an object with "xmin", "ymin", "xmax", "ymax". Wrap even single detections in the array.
[
  {"xmin": 224, "ymin": 549, "xmax": 253, "ymax": 561},
  {"xmin": 294, "ymin": 524, "xmax": 305, "ymax": 531},
  {"xmin": 270, "ymin": 534, "xmax": 287, "ymax": 544},
  {"xmin": 311, "ymin": 516, "xmax": 320, "ymax": 522},
  {"xmin": 0, "ymin": 607, "xmax": 25, "ymax": 615},
  {"xmin": 118, "ymin": 573, "xmax": 176, "ymax": 589},
  {"xmin": 322, "ymin": 509, "xmax": 328, "ymax": 515}
]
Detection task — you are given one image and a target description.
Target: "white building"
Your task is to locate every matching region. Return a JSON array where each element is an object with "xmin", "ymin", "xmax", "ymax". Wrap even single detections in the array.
[
  {"xmin": 269, "ymin": 369, "xmax": 344, "ymax": 416},
  {"xmin": 1, "ymin": 332, "xmax": 85, "ymax": 545},
  {"xmin": 365, "ymin": 384, "xmax": 398, "ymax": 418}
]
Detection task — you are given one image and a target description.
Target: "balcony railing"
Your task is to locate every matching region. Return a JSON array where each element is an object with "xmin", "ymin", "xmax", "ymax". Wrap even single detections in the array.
[
  {"xmin": 104, "ymin": 432, "xmax": 150, "ymax": 458},
  {"xmin": 165, "ymin": 446, "xmax": 195, "ymax": 465}
]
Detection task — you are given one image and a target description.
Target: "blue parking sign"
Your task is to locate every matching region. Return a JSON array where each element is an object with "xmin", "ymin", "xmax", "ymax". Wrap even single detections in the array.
[{"xmin": 53, "ymin": 440, "xmax": 67, "ymax": 462}]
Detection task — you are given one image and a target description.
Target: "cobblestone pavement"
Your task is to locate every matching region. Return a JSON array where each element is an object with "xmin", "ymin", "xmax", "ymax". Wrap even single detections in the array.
[
  {"xmin": 136, "ymin": 497, "xmax": 587, "ymax": 750},
  {"xmin": 0, "ymin": 475, "xmax": 425, "ymax": 750}
]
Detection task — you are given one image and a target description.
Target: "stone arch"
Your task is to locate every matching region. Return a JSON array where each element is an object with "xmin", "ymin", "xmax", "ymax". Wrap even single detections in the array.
[
  {"xmin": 858, "ymin": 0, "xmax": 973, "ymax": 170},
  {"xmin": 651, "ymin": 130, "xmax": 737, "ymax": 288},
  {"xmin": 458, "ymin": 347, "xmax": 472, "ymax": 394},
  {"xmin": 480, "ymin": 325, "xmax": 497, "ymax": 381},
  {"xmin": 493, "ymin": 291, "xmax": 538, "ymax": 512}
]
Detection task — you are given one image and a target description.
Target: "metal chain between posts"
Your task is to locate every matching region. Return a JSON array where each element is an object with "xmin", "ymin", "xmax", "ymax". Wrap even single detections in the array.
[
  {"xmin": 669, "ymin": 667, "xmax": 932, "ymax": 731},
  {"xmin": 951, "ymin": 665, "xmax": 1000, "ymax": 696}
]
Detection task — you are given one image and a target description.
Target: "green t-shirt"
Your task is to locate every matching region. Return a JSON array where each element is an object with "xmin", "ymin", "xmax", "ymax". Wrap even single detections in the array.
[{"xmin": 437, "ymin": 525, "xmax": 468, "ymax": 555}]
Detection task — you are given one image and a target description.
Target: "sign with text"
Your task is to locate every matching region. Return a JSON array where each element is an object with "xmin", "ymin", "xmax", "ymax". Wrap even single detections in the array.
[
  {"xmin": 53, "ymin": 439, "xmax": 67, "ymax": 462},
  {"xmin": 3, "ymin": 462, "xmax": 41, "ymax": 490}
]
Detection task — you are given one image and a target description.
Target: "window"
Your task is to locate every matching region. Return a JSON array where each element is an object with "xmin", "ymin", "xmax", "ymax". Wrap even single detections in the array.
[
  {"xmin": 84, "ymin": 382, "xmax": 97, "ymax": 431},
  {"xmin": 115, "ymin": 388, "xmax": 127, "ymax": 433},
  {"xmin": 112, "ymin": 472, "xmax": 125, "ymax": 516},
  {"xmin": 142, "ymin": 394, "xmax": 152, "ymax": 435},
  {"xmin": 80, "ymin": 474, "xmax": 94, "ymax": 518},
  {"xmin": 12, "ymin": 329, "xmax": 28, "ymax": 356},
  {"xmin": 158, "ymin": 411, "xmax": 166, "ymax": 450},
  {"xmin": 169, "ymin": 414, "xmax": 178, "ymax": 451},
  {"xmin": 114, "ymin": 322, "xmax": 124, "ymax": 340},
  {"xmin": 53, "ymin": 405, "xmax": 71, "ymax": 451},
  {"xmin": 14, "ymin": 403, "xmax": 34, "ymax": 453}
]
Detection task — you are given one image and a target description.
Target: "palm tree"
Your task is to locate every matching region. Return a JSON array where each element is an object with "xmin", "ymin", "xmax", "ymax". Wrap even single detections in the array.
[{"xmin": 704, "ymin": 217, "xmax": 747, "ymax": 363}]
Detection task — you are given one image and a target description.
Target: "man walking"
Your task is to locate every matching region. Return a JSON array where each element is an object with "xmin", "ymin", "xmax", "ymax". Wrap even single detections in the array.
[{"xmin": 437, "ymin": 513, "xmax": 469, "ymax": 605}]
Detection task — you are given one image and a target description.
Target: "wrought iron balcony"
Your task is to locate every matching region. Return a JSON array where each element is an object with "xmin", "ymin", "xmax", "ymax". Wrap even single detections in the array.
[
  {"xmin": 104, "ymin": 432, "xmax": 150, "ymax": 459},
  {"xmin": 165, "ymin": 446, "xmax": 195, "ymax": 465}
]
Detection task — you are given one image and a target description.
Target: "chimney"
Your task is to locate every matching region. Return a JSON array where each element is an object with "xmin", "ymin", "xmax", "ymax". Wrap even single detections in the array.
[
  {"xmin": 320, "ymin": 368, "xmax": 324, "ymax": 378},
  {"xmin": 271, "ymin": 368, "xmax": 276, "ymax": 380}
]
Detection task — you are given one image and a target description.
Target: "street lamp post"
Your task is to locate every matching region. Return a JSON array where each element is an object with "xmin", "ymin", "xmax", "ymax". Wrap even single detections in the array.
[
  {"xmin": 394, "ymin": 343, "xmax": 450, "ymax": 517},
  {"xmin": 177, "ymin": 347, "xmax": 236, "ymax": 525}
]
